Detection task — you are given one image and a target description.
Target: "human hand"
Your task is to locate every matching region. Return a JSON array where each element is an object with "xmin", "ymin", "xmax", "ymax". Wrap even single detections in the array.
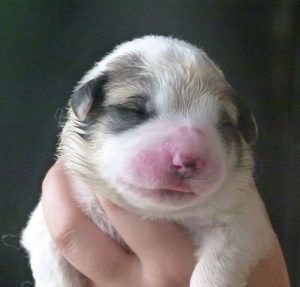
[
  {"xmin": 42, "ymin": 161, "xmax": 290, "ymax": 287},
  {"xmin": 42, "ymin": 160, "xmax": 195, "ymax": 287}
]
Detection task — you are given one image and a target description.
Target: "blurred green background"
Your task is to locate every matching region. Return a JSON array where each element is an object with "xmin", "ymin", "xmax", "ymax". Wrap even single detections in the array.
[{"xmin": 0, "ymin": 1, "xmax": 299, "ymax": 286}]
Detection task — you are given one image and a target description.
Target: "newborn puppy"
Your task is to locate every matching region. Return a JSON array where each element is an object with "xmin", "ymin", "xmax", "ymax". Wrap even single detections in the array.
[{"xmin": 22, "ymin": 35, "xmax": 275, "ymax": 287}]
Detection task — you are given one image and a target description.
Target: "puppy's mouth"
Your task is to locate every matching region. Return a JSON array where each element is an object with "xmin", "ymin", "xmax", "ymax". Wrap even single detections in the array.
[{"xmin": 119, "ymin": 179, "xmax": 197, "ymax": 204}]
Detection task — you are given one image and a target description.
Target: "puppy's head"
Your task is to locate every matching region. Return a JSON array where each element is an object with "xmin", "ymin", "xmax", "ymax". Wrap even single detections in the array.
[{"xmin": 61, "ymin": 36, "xmax": 257, "ymax": 216}]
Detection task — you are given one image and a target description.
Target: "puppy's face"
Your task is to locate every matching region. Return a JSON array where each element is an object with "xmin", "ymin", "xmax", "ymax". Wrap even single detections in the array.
[{"xmin": 66, "ymin": 36, "xmax": 257, "ymax": 215}]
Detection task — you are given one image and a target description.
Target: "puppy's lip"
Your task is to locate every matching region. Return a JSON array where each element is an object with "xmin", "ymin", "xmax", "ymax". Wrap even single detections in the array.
[
  {"xmin": 121, "ymin": 179, "xmax": 194, "ymax": 194},
  {"xmin": 167, "ymin": 182, "xmax": 192, "ymax": 193},
  {"xmin": 118, "ymin": 178, "xmax": 196, "ymax": 202}
]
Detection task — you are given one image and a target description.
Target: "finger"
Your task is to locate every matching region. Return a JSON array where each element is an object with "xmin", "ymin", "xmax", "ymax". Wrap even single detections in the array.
[
  {"xmin": 247, "ymin": 239, "xmax": 290, "ymax": 287},
  {"xmin": 98, "ymin": 197, "xmax": 195, "ymax": 280},
  {"xmin": 42, "ymin": 161, "xmax": 139, "ymax": 286},
  {"xmin": 248, "ymin": 181, "xmax": 290, "ymax": 286},
  {"xmin": 99, "ymin": 198, "xmax": 193, "ymax": 255}
]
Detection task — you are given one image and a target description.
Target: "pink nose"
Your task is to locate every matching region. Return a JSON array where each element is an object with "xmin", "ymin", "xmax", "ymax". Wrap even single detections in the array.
[
  {"xmin": 131, "ymin": 126, "xmax": 206, "ymax": 187},
  {"xmin": 171, "ymin": 153, "xmax": 203, "ymax": 178}
]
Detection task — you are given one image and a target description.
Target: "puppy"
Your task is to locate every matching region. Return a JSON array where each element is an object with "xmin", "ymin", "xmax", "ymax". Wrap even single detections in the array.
[{"xmin": 22, "ymin": 35, "xmax": 276, "ymax": 287}]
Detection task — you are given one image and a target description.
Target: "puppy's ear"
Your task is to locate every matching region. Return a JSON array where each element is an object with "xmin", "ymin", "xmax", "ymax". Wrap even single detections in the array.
[
  {"xmin": 233, "ymin": 93, "xmax": 258, "ymax": 145},
  {"xmin": 71, "ymin": 74, "xmax": 108, "ymax": 121}
]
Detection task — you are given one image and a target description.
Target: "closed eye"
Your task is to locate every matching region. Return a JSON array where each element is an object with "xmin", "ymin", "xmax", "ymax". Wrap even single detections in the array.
[
  {"xmin": 217, "ymin": 119, "xmax": 235, "ymax": 130},
  {"xmin": 120, "ymin": 95, "xmax": 149, "ymax": 114},
  {"xmin": 217, "ymin": 108, "xmax": 236, "ymax": 130},
  {"xmin": 104, "ymin": 98, "xmax": 152, "ymax": 134},
  {"xmin": 119, "ymin": 102, "xmax": 147, "ymax": 115},
  {"xmin": 217, "ymin": 108, "xmax": 240, "ymax": 147}
]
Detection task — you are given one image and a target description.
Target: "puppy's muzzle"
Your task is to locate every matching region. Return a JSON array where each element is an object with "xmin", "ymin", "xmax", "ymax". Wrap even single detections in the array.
[{"xmin": 130, "ymin": 125, "xmax": 211, "ymax": 192}]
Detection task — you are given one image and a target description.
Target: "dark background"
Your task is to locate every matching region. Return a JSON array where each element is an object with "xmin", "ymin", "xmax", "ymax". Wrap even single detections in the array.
[{"xmin": 1, "ymin": 1, "xmax": 299, "ymax": 286}]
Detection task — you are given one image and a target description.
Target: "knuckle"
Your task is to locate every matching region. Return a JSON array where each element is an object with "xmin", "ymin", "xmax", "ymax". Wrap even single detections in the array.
[
  {"xmin": 51, "ymin": 221, "xmax": 79, "ymax": 254},
  {"xmin": 42, "ymin": 160, "xmax": 65, "ymax": 193},
  {"xmin": 41, "ymin": 170, "xmax": 54, "ymax": 192}
]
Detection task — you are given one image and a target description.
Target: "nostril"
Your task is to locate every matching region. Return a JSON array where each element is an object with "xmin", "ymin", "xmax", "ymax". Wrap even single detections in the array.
[
  {"xmin": 172, "ymin": 154, "xmax": 203, "ymax": 177},
  {"xmin": 184, "ymin": 160, "xmax": 198, "ymax": 170}
]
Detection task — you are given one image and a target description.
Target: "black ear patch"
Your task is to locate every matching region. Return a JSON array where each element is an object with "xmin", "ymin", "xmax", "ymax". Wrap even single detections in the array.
[
  {"xmin": 232, "ymin": 93, "xmax": 258, "ymax": 145},
  {"xmin": 71, "ymin": 74, "xmax": 108, "ymax": 121}
]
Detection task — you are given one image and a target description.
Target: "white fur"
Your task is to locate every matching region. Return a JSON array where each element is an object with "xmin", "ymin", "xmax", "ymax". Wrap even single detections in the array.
[{"xmin": 22, "ymin": 36, "xmax": 276, "ymax": 287}]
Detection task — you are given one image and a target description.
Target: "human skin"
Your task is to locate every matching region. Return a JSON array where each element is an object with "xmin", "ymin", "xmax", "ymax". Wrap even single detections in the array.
[{"xmin": 42, "ymin": 161, "xmax": 291, "ymax": 287}]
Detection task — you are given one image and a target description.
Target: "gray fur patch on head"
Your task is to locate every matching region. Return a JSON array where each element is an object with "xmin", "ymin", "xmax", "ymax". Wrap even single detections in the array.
[
  {"xmin": 106, "ymin": 53, "xmax": 146, "ymax": 83},
  {"xmin": 104, "ymin": 53, "xmax": 156, "ymax": 106},
  {"xmin": 98, "ymin": 53, "xmax": 157, "ymax": 134}
]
